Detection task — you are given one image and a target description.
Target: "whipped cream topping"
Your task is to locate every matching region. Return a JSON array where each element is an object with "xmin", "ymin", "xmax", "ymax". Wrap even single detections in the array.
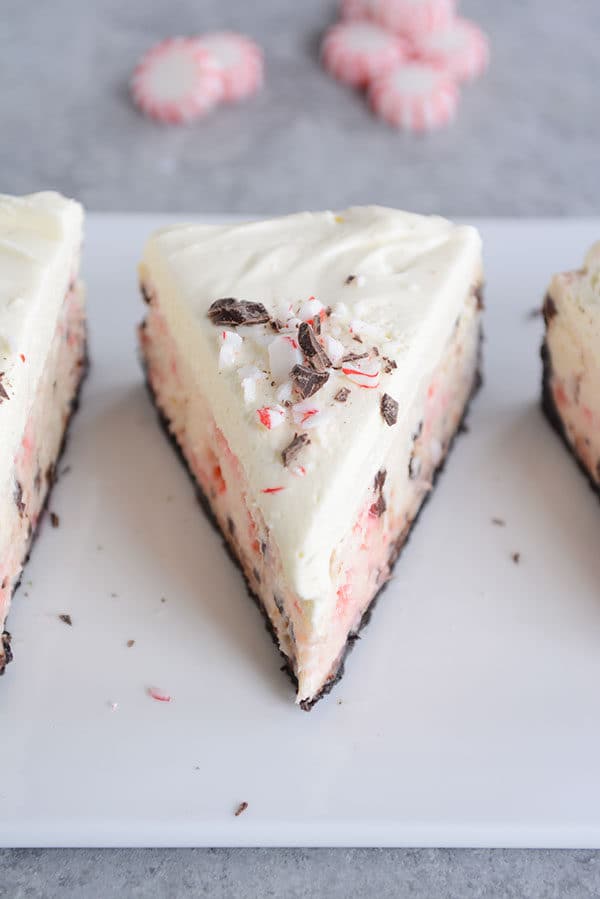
[
  {"xmin": 141, "ymin": 206, "xmax": 482, "ymax": 621},
  {"xmin": 0, "ymin": 192, "xmax": 84, "ymax": 508}
]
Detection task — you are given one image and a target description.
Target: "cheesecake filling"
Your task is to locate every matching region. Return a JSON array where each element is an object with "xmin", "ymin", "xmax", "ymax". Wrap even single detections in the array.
[
  {"xmin": 543, "ymin": 242, "xmax": 600, "ymax": 484},
  {"xmin": 0, "ymin": 281, "xmax": 86, "ymax": 670},
  {"xmin": 141, "ymin": 285, "xmax": 480, "ymax": 705}
]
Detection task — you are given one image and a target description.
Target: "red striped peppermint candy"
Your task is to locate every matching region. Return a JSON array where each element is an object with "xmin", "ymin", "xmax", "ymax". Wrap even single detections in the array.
[
  {"xmin": 377, "ymin": 0, "xmax": 456, "ymax": 39},
  {"xmin": 370, "ymin": 62, "xmax": 459, "ymax": 131},
  {"xmin": 322, "ymin": 21, "xmax": 408, "ymax": 88},
  {"xmin": 413, "ymin": 18, "xmax": 490, "ymax": 82},
  {"xmin": 195, "ymin": 32, "xmax": 264, "ymax": 102},
  {"xmin": 131, "ymin": 38, "xmax": 223, "ymax": 123}
]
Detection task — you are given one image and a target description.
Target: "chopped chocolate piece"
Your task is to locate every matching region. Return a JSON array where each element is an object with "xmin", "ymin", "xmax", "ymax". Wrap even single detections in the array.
[
  {"xmin": 334, "ymin": 387, "xmax": 350, "ymax": 403},
  {"xmin": 345, "ymin": 275, "xmax": 357, "ymax": 285},
  {"xmin": 313, "ymin": 315, "xmax": 322, "ymax": 336},
  {"xmin": 0, "ymin": 374, "xmax": 8, "ymax": 403},
  {"xmin": 140, "ymin": 283, "xmax": 152, "ymax": 305},
  {"xmin": 340, "ymin": 352, "xmax": 368, "ymax": 365},
  {"xmin": 412, "ymin": 420, "xmax": 423, "ymax": 441},
  {"xmin": 492, "ymin": 517, "xmax": 506, "ymax": 527},
  {"xmin": 459, "ymin": 421, "xmax": 470, "ymax": 434},
  {"xmin": 127, "ymin": 639, "xmax": 135, "ymax": 648},
  {"xmin": 352, "ymin": 335, "xmax": 363, "ymax": 344},
  {"xmin": 59, "ymin": 614, "xmax": 73, "ymax": 626},
  {"xmin": 34, "ymin": 468, "xmax": 42, "ymax": 493},
  {"xmin": 270, "ymin": 319, "xmax": 284, "ymax": 332},
  {"xmin": 50, "ymin": 512, "xmax": 60, "ymax": 528},
  {"xmin": 511, "ymin": 552, "xmax": 521, "ymax": 565},
  {"xmin": 369, "ymin": 493, "xmax": 386, "ymax": 518},
  {"xmin": 234, "ymin": 801, "xmax": 249, "ymax": 817},
  {"xmin": 543, "ymin": 293, "xmax": 557, "ymax": 325},
  {"xmin": 298, "ymin": 322, "xmax": 331, "ymax": 372},
  {"xmin": 373, "ymin": 469, "xmax": 387, "ymax": 492},
  {"xmin": 474, "ymin": 284, "xmax": 484, "ymax": 311},
  {"xmin": 227, "ymin": 516, "xmax": 236, "ymax": 536},
  {"xmin": 380, "ymin": 393, "xmax": 399, "ymax": 427},
  {"xmin": 260, "ymin": 541, "xmax": 267, "ymax": 556},
  {"xmin": 282, "ymin": 432, "xmax": 310, "ymax": 468},
  {"xmin": 372, "ymin": 347, "xmax": 380, "ymax": 357},
  {"xmin": 382, "ymin": 356, "xmax": 397, "ymax": 374},
  {"xmin": 291, "ymin": 364, "xmax": 329, "ymax": 399},
  {"xmin": 208, "ymin": 297, "xmax": 270, "ymax": 327},
  {"xmin": 14, "ymin": 480, "xmax": 25, "ymax": 517},
  {"xmin": 45, "ymin": 463, "xmax": 56, "ymax": 488}
]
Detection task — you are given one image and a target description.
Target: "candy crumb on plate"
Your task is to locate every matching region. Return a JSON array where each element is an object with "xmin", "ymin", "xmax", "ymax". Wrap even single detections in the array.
[{"xmin": 130, "ymin": 37, "xmax": 223, "ymax": 124}]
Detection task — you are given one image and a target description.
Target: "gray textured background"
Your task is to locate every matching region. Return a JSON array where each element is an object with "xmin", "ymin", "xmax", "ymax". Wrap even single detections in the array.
[{"xmin": 1, "ymin": 0, "xmax": 599, "ymax": 895}]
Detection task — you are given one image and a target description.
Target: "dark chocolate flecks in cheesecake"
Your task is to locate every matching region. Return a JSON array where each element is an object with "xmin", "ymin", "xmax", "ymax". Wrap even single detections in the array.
[
  {"xmin": 208, "ymin": 298, "xmax": 270, "ymax": 327},
  {"xmin": 380, "ymin": 393, "xmax": 399, "ymax": 427}
]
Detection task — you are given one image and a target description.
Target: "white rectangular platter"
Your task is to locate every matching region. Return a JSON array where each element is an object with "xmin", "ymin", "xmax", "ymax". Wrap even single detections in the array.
[{"xmin": 2, "ymin": 214, "xmax": 600, "ymax": 848}]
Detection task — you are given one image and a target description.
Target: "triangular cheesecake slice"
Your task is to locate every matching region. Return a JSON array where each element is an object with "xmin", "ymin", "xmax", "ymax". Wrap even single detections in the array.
[
  {"xmin": 0, "ymin": 192, "xmax": 86, "ymax": 675},
  {"xmin": 139, "ymin": 206, "xmax": 483, "ymax": 708}
]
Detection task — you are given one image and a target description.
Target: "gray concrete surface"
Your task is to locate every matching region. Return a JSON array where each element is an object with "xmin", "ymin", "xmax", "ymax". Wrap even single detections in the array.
[{"xmin": 1, "ymin": 0, "xmax": 599, "ymax": 895}]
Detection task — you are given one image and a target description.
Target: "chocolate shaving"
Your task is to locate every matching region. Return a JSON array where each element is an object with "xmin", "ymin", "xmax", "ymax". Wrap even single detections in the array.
[
  {"xmin": 298, "ymin": 322, "xmax": 331, "ymax": 372},
  {"xmin": 340, "ymin": 352, "xmax": 368, "ymax": 365},
  {"xmin": 382, "ymin": 356, "xmax": 397, "ymax": 374},
  {"xmin": 127, "ymin": 639, "xmax": 135, "ymax": 648},
  {"xmin": 235, "ymin": 802, "xmax": 249, "ymax": 817},
  {"xmin": 492, "ymin": 517, "xmax": 506, "ymax": 527},
  {"xmin": 50, "ymin": 512, "xmax": 60, "ymax": 528},
  {"xmin": 543, "ymin": 294, "xmax": 557, "ymax": 325},
  {"xmin": 208, "ymin": 297, "xmax": 270, "ymax": 327},
  {"xmin": 334, "ymin": 387, "xmax": 350, "ymax": 403},
  {"xmin": 291, "ymin": 364, "xmax": 329, "ymax": 399},
  {"xmin": 140, "ymin": 283, "xmax": 152, "ymax": 305},
  {"xmin": 345, "ymin": 275, "xmax": 357, "ymax": 285},
  {"xmin": 511, "ymin": 552, "xmax": 521, "ymax": 565},
  {"xmin": 282, "ymin": 432, "xmax": 310, "ymax": 468},
  {"xmin": 374, "ymin": 469, "xmax": 387, "ymax": 492},
  {"xmin": 0, "ymin": 374, "xmax": 8, "ymax": 403},
  {"xmin": 474, "ymin": 284, "xmax": 485, "ymax": 311},
  {"xmin": 59, "ymin": 614, "xmax": 72, "ymax": 626},
  {"xmin": 380, "ymin": 393, "xmax": 399, "ymax": 427}
]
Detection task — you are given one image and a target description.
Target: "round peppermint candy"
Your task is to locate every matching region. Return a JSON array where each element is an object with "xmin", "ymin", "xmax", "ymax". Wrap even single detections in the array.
[
  {"xmin": 370, "ymin": 0, "xmax": 456, "ymax": 39},
  {"xmin": 413, "ymin": 18, "xmax": 489, "ymax": 82},
  {"xmin": 195, "ymin": 32, "xmax": 264, "ymax": 102},
  {"xmin": 370, "ymin": 62, "xmax": 459, "ymax": 131},
  {"xmin": 131, "ymin": 37, "xmax": 223, "ymax": 124},
  {"xmin": 322, "ymin": 21, "xmax": 407, "ymax": 88}
]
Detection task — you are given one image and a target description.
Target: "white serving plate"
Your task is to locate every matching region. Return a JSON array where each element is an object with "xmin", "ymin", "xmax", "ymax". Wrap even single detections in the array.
[{"xmin": 2, "ymin": 215, "xmax": 600, "ymax": 849}]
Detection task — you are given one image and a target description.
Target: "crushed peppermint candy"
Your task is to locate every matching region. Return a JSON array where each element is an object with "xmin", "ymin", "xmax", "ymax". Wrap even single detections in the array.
[
  {"xmin": 291, "ymin": 364, "xmax": 329, "ymax": 399},
  {"xmin": 292, "ymin": 401, "xmax": 322, "ymax": 429},
  {"xmin": 262, "ymin": 485, "xmax": 285, "ymax": 494},
  {"xmin": 208, "ymin": 297, "xmax": 270, "ymax": 326},
  {"xmin": 238, "ymin": 364, "xmax": 265, "ymax": 403},
  {"xmin": 218, "ymin": 329, "xmax": 243, "ymax": 369},
  {"xmin": 257, "ymin": 405, "xmax": 286, "ymax": 429},
  {"xmin": 148, "ymin": 687, "xmax": 173, "ymax": 703},
  {"xmin": 323, "ymin": 335, "xmax": 345, "ymax": 365},
  {"xmin": 282, "ymin": 432, "xmax": 310, "ymax": 468},
  {"xmin": 298, "ymin": 296, "xmax": 325, "ymax": 323},
  {"xmin": 268, "ymin": 334, "xmax": 303, "ymax": 382},
  {"xmin": 342, "ymin": 357, "xmax": 380, "ymax": 389},
  {"xmin": 276, "ymin": 381, "xmax": 293, "ymax": 404}
]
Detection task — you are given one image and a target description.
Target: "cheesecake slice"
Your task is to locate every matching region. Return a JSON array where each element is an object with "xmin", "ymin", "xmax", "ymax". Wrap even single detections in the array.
[
  {"xmin": 0, "ymin": 192, "xmax": 87, "ymax": 675},
  {"xmin": 542, "ymin": 241, "xmax": 600, "ymax": 490},
  {"xmin": 139, "ymin": 206, "xmax": 483, "ymax": 708}
]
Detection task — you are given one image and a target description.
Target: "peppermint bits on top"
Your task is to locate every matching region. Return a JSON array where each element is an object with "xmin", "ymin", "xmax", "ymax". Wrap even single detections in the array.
[
  {"xmin": 131, "ymin": 32, "xmax": 264, "ymax": 124},
  {"xmin": 321, "ymin": 22, "xmax": 407, "ymax": 88}
]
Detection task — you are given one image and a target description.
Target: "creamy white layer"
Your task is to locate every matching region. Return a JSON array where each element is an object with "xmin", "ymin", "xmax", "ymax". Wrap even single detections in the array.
[
  {"xmin": 545, "ymin": 241, "xmax": 600, "ymax": 482},
  {"xmin": 0, "ymin": 192, "xmax": 84, "ymax": 533},
  {"xmin": 140, "ymin": 207, "xmax": 482, "ymax": 636}
]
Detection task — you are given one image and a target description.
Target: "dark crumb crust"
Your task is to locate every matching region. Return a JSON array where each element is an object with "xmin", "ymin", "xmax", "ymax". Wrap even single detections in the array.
[
  {"xmin": 141, "ymin": 311, "xmax": 483, "ymax": 710},
  {"xmin": 0, "ymin": 344, "xmax": 89, "ymax": 676},
  {"xmin": 541, "ymin": 339, "xmax": 600, "ymax": 499}
]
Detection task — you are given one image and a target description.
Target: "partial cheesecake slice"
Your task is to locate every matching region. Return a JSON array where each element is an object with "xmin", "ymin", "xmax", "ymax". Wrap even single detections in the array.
[
  {"xmin": 542, "ymin": 241, "xmax": 600, "ymax": 490},
  {"xmin": 139, "ymin": 206, "xmax": 483, "ymax": 708},
  {"xmin": 0, "ymin": 192, "xmax": 87, "ymax": 675}
]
